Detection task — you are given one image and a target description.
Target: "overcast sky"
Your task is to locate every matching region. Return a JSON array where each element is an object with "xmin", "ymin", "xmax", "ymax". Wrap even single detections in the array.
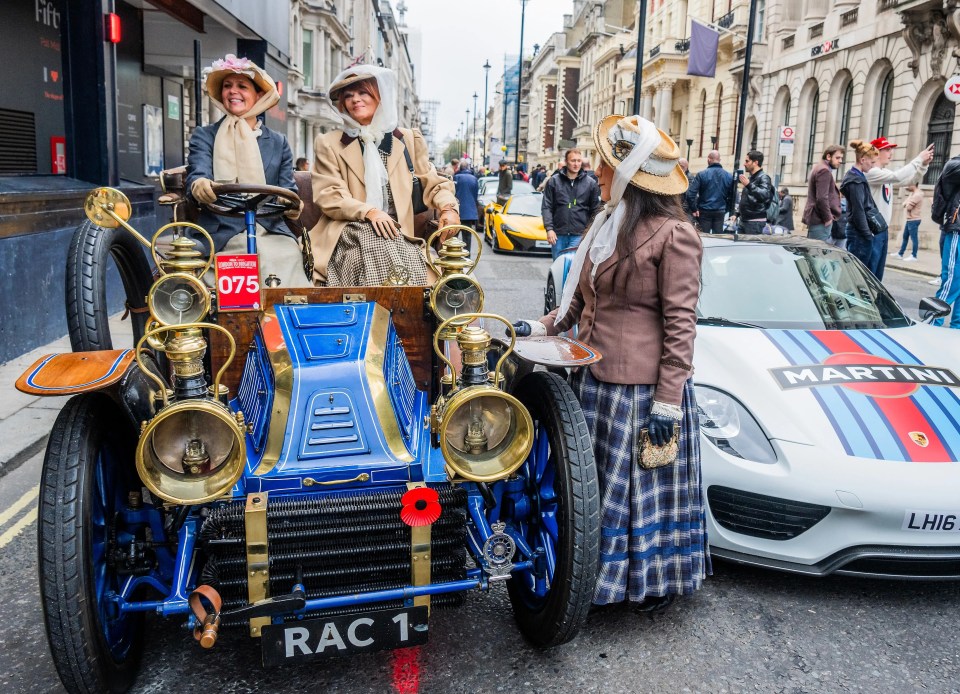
[{"xmin": 403, "ymin": 0, "xmax": 572, "ymax": 140}]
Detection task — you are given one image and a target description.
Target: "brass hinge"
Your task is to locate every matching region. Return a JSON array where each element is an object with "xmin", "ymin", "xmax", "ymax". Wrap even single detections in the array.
[
  {"xmin": 244, "ymin": 492, "xmax": 270, "ymax": 637},
  {"xmin": 343, "ymin": 293, "xmax": 367, "ymax": 303}
]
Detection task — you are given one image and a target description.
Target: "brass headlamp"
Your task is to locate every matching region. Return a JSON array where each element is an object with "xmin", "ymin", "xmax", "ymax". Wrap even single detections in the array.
[
  {"xmin": 426, "ymin": 227, "xmax": 485, "ymax": 341},
  {"xmin": 432, "ymin": 313, "xmax": 533, "ymax": 483}
]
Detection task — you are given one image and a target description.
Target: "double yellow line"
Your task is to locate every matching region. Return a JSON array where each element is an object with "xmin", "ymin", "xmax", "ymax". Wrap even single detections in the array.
[{"xmin": 0, "ymin": 486, "xmax": 39, "ymax": 550}]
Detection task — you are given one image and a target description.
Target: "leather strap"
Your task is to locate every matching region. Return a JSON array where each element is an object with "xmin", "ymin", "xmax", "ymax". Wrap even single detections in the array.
[{"xmin": 189, "ymin": 584, "xmax": 223, "ymax": 647}]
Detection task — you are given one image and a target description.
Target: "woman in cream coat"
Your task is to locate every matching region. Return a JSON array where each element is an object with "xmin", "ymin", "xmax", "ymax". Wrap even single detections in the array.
[{"xmin": 310, "ymin": 65, "xmax": 459, "ymax": 285}]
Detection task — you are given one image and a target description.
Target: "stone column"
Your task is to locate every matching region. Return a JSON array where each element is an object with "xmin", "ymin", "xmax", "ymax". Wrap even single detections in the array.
[
  {"xmin": 641, "ymin": 90, "xmax": 654, "ymax": 120},
  {"xmin": 658, "ymin": 82, "xmax": 674, "ymax": 131}
]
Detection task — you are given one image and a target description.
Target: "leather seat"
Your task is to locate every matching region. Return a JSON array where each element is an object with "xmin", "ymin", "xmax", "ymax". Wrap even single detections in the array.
[{"xmin": 294, "ymin": 171, "xmax": 321, "ymax": 231}]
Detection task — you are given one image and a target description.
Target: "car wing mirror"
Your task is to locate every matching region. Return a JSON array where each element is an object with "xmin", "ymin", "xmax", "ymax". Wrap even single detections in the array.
[{"xmin": 919, "ymin": 296, "xmax": 951, "ymax": 323}]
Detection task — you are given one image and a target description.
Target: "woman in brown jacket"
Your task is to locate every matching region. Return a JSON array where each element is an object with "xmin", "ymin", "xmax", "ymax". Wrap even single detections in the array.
[
  {"xmin": 515, "ymin": 114, "xmax": 708, "ymax": 610},
  {"xmin": 309, "ymin": 65, "xmax": 459, "ymax": 285}
]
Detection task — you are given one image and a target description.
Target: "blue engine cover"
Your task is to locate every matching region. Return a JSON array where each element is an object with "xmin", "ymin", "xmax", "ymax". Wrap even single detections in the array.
[{"xmin": 232, "ymin": 302, "xmax": 447, "ymax": 495}]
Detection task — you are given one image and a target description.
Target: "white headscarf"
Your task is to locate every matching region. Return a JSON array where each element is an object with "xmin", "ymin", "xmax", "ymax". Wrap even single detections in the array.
[
  {"xmin": 328, "ymin": 65, "xmax": 399, "ymax": 212},
  {"xmin": 555, "ymin": 116, "xmax": 662, "ymax": 323}
]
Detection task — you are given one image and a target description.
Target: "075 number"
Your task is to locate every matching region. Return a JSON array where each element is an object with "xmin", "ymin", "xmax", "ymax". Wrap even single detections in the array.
[{"xmin": 218, "ymin": 275, "xmax": 259, "ymax": 294}]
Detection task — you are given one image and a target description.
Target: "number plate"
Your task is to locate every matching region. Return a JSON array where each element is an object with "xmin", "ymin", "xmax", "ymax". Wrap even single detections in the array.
[
  {"xmin": 902, "ymin": 510, "xmax": 960, "ymax": 533},
  {"xmin": 260, "ymin": 606, "xmax": 428, "ymax": 665},
  {"xmin": 535, "ymin": 240, "xmax": 551, "ymax": 249},
  {"xmin": 215, "ymin": 253, "xmax": 261, "ymax": 311}
]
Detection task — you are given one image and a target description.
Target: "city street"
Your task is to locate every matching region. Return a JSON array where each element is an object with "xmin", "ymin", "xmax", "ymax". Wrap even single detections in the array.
[{"xmin": 0, "ymin": 248, "xmax": 956, "ymax": 694}]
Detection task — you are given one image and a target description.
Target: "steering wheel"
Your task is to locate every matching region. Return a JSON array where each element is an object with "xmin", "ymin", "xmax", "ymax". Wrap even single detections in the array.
[{"xmin": 203, "ymin": 183, "xmax": 301, "ymax": 219}]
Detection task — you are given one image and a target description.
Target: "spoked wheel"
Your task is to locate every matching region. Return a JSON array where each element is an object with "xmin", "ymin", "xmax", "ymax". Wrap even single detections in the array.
[
  {"xmin": 506, "ymin": 371, "xmax": 599, "ymax": 648},
  {"xmin": 544, "ymin": 276, "xmax": 558, "ymax": 314},
  {"xmin": 39, "ymin": 393, "xmax": 144, "ymax": 693},
  {"xmin": 66, "ymin": 220, "xmax": 153, "ymax": 351}
]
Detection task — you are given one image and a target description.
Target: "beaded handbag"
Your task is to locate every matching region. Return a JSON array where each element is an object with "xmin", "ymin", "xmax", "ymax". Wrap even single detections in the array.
[{"xmin": 636, "ymin": 424, "xmax": 680, "ymax": 469}]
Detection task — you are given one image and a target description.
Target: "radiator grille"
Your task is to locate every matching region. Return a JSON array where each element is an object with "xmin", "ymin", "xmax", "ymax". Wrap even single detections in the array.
[
  {"xmin": 708, "ymin": 486, "xmax": 831, "ymax": 541},
  {"xmin": 236, "ymin": 338, "xmax": 272, "ymax": 454},
  {"xmin": 199, "ymin": 485, "xmax": 468, "ymax": 625}
]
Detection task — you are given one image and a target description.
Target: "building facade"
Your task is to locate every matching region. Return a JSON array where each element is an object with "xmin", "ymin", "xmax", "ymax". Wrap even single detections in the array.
[
  {"xmin": 757, "ymin": 0, "xmax": 960, "ymax": 246},
  {"xmin": 287, "ymin": 0, "xmax": 421, "ymax": 165}
]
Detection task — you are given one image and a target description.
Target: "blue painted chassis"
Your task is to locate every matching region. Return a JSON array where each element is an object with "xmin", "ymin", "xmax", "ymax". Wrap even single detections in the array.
[{"xmin": 103, "ymin": 301, "xmax": 557, "ymax": 627}]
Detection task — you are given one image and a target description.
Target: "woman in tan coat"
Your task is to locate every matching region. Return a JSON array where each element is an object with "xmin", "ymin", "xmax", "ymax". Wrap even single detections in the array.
[
  {"xmin": 514, "ymin": 115, "xmax": 708, "ymax": 611},
  {"xmin": 310, "ymin": 65, "xmax": 459, "ymax": 285}
]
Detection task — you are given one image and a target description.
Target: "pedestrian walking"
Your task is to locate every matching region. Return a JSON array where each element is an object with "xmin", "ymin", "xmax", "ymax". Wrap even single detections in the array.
[
  {"xmin": 840, "ymin": 140, "xmax": 885, "ymax": 278},
  {"xmin": 514, "ymin": 114, "xmax": 709, "ymax": 610},
  {"xmin": 453, "ymin": 160, "xmax": 479, "ymax": 252},
  {"xmin": 733, "ymin": 150, "xmax": 775, "ymax": 235},
  {"xmin": 865, "ymin": 137, "xmax": 933, "ymax": 280},
  {"xmin": 531, "ymin": 164, "xmax": 546, "ymax": 189},
  {"xmin": 931, "ymin": 153, "xmax": 960, "ymax": 327},
  {"xmin": 496, "ymin": 159, "xmax": 513, "ymax": 206},
  {"xmin": 802, "ymin": 145, "xmax": 843, "ymax": 241},
  {"xmin": 685, "ymin": 150, "xmax": 733, "ymax": 234},
  {"xmin": 893, "ymin": 184, "xmax": 924, "ymax": 261},
  {"xmin": 541, "ymin": 148, "xmax": 602, "ymax": 259},
  {"xmin": 776, "ymin": 187, "xmax": 794, "ymax": 232},
  {"xmin": 581, "ymin": 159, "xmax": 598, "ymax": 181}
]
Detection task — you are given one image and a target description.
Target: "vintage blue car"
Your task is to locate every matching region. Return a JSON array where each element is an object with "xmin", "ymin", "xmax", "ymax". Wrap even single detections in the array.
[{"xmin": 18, "ymin": 184, "xmax": 602, "ymax": 692}]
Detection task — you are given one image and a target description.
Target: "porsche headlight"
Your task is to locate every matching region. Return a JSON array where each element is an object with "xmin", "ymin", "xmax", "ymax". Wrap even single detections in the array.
[{"xmin": 695, "ymin": 385, "xmax": 777, "ymax": 463}]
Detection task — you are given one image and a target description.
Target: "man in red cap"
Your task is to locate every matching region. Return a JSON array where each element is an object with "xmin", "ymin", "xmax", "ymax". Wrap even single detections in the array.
[{"xmin": 865, "ymin": 137, "xmax": 934, "ymax": 280}]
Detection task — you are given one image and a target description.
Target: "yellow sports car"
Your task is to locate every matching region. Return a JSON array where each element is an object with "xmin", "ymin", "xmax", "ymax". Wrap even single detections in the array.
[{"xmin": 484, "ymin": 193, "xmax": 550, "ymax": 254}]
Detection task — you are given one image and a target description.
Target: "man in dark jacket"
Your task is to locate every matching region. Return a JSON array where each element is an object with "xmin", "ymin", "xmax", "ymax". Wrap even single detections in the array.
[
  {"xmin": 932, "ymin": 154, "xmax": 960, "ymax": 327},
  {"xmin": 733, "ymin": 150, "xmax": 775, "ymax": 235},
  {"xmin": 839, "ymin": 162, "xmax": 883, "ymax": 276},
  {"xmin": 802, "ymin": 145, "xmax": 843, "ymax": 242},
  {"xmin": 685, "ymin": 150, "xmax": 734, "ymax": 234},
  {"xmin": 453, "ymin": 161, "xmax": 479, "ymax": 251},
  {"xmin": 496, "ymin": 160, "xmax": 513, "ymax": 206},
  {"xmin": 541, "ymin": 148, "xmax": 602, "ymax": 259},
  {"xmin": 531, "ymin": 164, "xmax": 546, "ymax": 189}
]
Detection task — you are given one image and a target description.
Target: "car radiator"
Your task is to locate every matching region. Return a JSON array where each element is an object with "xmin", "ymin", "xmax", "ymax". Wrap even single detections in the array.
[{"xmin": 199, "ymin": 485, "xmax": 468, "ymax": 626}]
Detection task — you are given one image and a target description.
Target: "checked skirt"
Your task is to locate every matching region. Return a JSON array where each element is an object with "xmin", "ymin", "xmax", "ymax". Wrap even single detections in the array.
[{"xmin": 574, "ymin": 370, "xmax": 711, "ymax": 604}]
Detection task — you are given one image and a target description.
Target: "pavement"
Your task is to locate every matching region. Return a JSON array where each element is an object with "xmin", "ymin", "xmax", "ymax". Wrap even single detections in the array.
[{"xmin": 0, "ymin": 313, "xmax": 132, "ymax": 478}]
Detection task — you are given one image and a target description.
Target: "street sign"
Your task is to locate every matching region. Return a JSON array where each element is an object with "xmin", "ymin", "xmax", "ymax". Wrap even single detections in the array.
[
  {"xmin": 945, "ymin": 76, "xmax": 960, "ymax": 103},
  {"xmin": 778, "ymin": 125, "xmax": 795, "ymax": 156}
]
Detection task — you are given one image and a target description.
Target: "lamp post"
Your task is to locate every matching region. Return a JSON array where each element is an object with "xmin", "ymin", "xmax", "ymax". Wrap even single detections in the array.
[
  {"xmin": 472, "ymin": 92, "xmax": 478, "ymax": 164},
  {"xmin": 465, "ymin": 108, "xmax": 471, "ymax": 161},
  {"xmin": 482, "ymin": 60, "xmax": 491, "ymax": 164},
  {"xmin": 632, "ymin": 0, "xmax": 648, "ymax": 114},
  {"xmin": 501, "ymin": 88, "xmax": 511, "ymax": 160},
  {"xmin": 515, "ymin": 0, "xmax": 528, "ymax": 165},
  {"xmin": 710, "ymin": 135, "xmax": 717, "ymax": 150},
  {"xmin": 685, "ymin": 138, "xmax": 693, "ymax": 160}
]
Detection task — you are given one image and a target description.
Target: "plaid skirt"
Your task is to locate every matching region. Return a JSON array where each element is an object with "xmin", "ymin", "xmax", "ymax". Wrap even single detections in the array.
[{"xmin": 574, "ymin": 370, "xmax": 711, "ymax": 604}]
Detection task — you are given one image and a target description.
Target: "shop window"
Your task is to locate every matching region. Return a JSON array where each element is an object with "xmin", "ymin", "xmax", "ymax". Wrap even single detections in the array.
[
  {"xmin": 806, "ymin": 91, "xmax": 819, "ymax": 172},
  {"xmin": 925, "ymin": 94, "xmax": 956, "ymax": 185},
  {"xmin": 303, "ymin": 29, "xmax": 313, "ymax": 89},
  {"xmin": 876, "ymin": 71, "xmax": 893, "ymax": 137}
]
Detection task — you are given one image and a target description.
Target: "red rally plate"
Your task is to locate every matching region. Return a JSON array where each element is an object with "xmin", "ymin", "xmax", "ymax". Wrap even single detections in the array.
[
  {"xmin": 215, "ymin": 253, "xmax": 261, "ymax": 311},
  {"xmin": 260, "ymin": 606, "xmax": 429, "ymax": 666}
]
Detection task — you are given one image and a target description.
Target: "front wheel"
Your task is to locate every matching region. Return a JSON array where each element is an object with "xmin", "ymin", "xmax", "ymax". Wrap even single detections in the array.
[
  {"xmin": 507, "ymin": 371, "xmax": 599, "ymax": 648},
  {"xmin": 544, "ymin": 276, "xmax": 557, "ymax": 314},
  {"xmin": 39, "ymin": 394, "xmax": 144, "ymax": 693}
]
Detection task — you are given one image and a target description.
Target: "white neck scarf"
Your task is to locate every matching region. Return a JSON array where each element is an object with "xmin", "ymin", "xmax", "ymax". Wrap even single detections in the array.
[
  {"xmin": 556, "ymin": 117, "xmax": 661, "ymax": 323},
  {"xmin": 328, "ymin": 65, "xmax": 398, "ymax": 212}
]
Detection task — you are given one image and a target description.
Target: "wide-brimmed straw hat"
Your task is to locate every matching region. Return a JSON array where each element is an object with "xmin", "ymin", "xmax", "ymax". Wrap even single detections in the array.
[
  {"xmin": 595, "ymin": 114, "xmax": 688, "ymax": 195},
  {"xmin": 329, "ymin": 70, "xmax": 379, "ymax": 102},
  {"xmin": 204, "ymin": 54, "xmax": 276, "ymax": 104}
]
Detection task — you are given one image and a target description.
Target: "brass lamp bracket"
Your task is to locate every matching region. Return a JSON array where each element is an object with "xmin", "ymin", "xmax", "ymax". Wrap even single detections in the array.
[
  {"xmin": 407, "ymin": 482, "xmax": 432, "ymax": 614},
  {"xmin": 244, "ymin": 492, "xmax": 270, "ymax": 637}
]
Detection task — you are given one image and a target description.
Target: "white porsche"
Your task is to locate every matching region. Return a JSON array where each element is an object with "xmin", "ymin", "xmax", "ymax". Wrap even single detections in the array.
[{"xmin": 545, "ymin": 236, "xmax": 960, "ymax": 579}]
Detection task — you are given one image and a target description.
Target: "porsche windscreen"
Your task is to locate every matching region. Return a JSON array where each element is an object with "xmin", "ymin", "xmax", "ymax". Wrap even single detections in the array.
[{"xmin": 698, "ymin": 244, "xmax": 911, "ymax": 330}]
